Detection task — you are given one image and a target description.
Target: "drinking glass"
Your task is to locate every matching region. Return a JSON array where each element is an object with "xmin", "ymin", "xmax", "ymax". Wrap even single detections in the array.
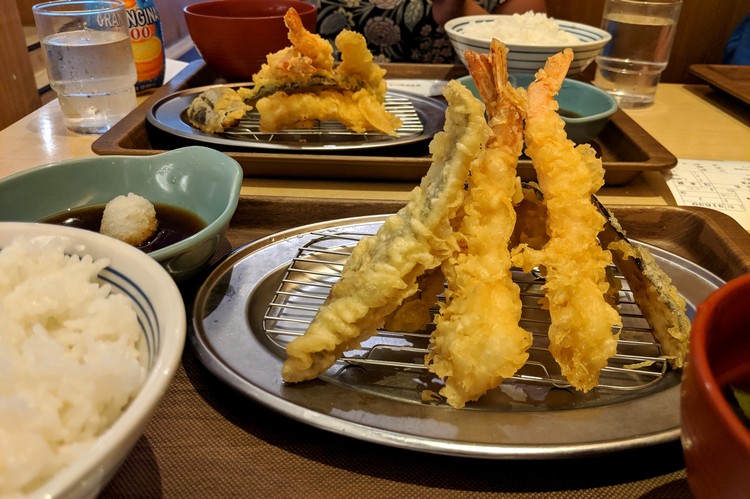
[
  {"xmin": 33, "ymin": 0, "xmax": 138, "ymax": 133},
  {"xmin": 593, "ymin": 0, "xmax": 683, "ymax": 109}
]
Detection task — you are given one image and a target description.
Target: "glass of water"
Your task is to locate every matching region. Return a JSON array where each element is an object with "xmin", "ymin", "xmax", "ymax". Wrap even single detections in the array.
[
  {"xmin": 593, "ymin": 0, "xmax": 682, "ymax": 109},
  {"xmin": 33, "ymin": 0, "xmax": 137, "ymax": 133}
]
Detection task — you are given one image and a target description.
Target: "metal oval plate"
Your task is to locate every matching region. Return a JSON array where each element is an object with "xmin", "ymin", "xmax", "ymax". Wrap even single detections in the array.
[
  {"xmin": 190, "ymin": 215, "xmax": 723, "ymax": 459},
  {"xmin": 147, "ymin": 85, "xmax": 447, "ymax": 152}
]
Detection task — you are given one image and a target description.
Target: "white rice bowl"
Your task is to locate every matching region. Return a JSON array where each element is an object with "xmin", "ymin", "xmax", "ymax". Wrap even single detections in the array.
[
  {"xmin": 0, "ymin": 222, "xmax": 185, "ymax": 498},
  {"xmin": 445, "ymin": 14, "xmax": 612, "ymax": 75}
]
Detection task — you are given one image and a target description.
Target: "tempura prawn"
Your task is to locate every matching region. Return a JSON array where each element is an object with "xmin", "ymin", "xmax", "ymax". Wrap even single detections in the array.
[
  {"xmin": 511, "ymin": 49, "xmax": 621, "ymax": 392},
  {"xmin": 426, "ymin": 41, "xmax": 532, "ymax": 408}
]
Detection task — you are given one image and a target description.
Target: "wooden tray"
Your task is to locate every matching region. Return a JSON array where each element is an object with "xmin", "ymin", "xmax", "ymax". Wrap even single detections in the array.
[
  {"xmin": 93, "ymin": 61, "xmax": 677, "ymax": 186},
  {"xmin": 203, "ymin": 196, "xmax": 750, "ymax": 286},
  {"xmin": 690, "ymin": 64, "xmax": 750, "ymax": 106}
]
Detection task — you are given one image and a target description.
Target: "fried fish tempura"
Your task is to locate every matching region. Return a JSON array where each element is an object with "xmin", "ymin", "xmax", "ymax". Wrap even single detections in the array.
[
  {"xmin": 281, "ymin": 81, "xmax": 490, "ymax": 382},
  {"xmin": 186, "ymin": 87, "xmax": 253, "ymax": 134},
  {"xmin": 426, "ymin": 41, "xmax": 532, "ymax": 408},
  {"xmin": 255, "ymin": 88, "xmax": 402, "ymax": 135},
  {"xmin": 511, "ymin": 49, "xmax": 621, "ymax": 392}
]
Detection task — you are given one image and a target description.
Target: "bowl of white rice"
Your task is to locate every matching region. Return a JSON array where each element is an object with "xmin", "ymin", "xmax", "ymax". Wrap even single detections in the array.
[
  {"xmin": 0, "ymin": 222, "xmax": 185, "ymax": 498},
  {"xmin": 445, "ymin": 13, "xmax": 611, "ymax": 75}
]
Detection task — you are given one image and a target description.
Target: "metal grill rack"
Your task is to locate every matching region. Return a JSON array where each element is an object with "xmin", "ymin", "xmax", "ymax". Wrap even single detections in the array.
[
  {"xmin": 263, "ymin": 230, "xmax": 670, "ymax": 393},
  {"xmin": 221, "ymin": 95, "xmax": 423, "ymax": 141}
]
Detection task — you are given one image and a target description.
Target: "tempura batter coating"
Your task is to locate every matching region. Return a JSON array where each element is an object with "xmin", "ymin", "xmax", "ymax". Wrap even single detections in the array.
[
  {"xmin": 186, "ymin": 87, "xmax": 252, "ymax": 134},
  {"xmin": 242, "ymin": 8, "xmax": 336, "ymax": 101},
  {"xmin": 281, "ymin": 81, "xmax": 490, "ymax": 382},
  {"xmin": 593, "ymin": 198, "xmax": 690, "ymax": 368},
  {"xmin": 511, "ymin": 49, "xmax": 621, "ymax": 392},
  {"xmin": 382, "ymin": 268, "xmax": 444, "ymax": 332},
  {"xmin": 427, "ymin": 41, "xmax": 532, "ymax": 408},
  {"xmin": 255, "ymin": 88, "xmax": 401, "ymax": 136},
  {"xmin": 242, "ymin": 9, "xmax": 387, "ymax": 102}
]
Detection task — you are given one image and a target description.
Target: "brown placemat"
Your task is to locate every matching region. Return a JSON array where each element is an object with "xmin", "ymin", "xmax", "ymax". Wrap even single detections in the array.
[
  {"xmin": 92, "ymin": 62, "xmax": 677, "ymax": 187},
  {"xmin": 102, "ymin": 197, "xmax": 750, "ymax": 497}
]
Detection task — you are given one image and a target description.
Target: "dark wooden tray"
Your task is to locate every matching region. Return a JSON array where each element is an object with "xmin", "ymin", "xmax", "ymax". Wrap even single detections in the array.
[
  {"xmin": 213, "ymin": 197, "xmax": 750, "ymax": 283},
  {"xmin": 93, "ymin": 61, "xmax": 677, "ymax": 186},
  {"xmin": 690, "ymin": 64, "xmax": 750, "ymax": 106}
]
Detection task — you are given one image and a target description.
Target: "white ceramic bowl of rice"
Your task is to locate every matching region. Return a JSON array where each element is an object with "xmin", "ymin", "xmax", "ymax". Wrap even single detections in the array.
[
  {"xmin": 445, "ymin": 13, "xmax": 611, "ymax": 75},
  {"xmin": 0, "ymin": 222, "xmax": 186, "ymax": 498}
]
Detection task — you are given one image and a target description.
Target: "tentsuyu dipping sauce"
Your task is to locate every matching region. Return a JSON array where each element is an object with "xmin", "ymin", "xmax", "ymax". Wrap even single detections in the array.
[{"xmin": 40, "ymin": 203, "xmax": 206, "ymax": 253}]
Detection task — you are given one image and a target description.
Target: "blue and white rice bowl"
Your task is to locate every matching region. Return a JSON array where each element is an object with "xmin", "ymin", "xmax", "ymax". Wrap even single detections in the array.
[
  {"xmin": 445, "ymin": 15, "xmax": 611, "ymax": 76},
  {"xmin": 0, "ymin": 222, "xmax": 186, "ymax": 498}
]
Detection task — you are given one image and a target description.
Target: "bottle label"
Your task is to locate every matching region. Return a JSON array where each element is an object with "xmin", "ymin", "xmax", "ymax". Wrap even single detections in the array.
[{"xmin": 125, "ymin": 0, "xmax": 165, "ymax": 92}]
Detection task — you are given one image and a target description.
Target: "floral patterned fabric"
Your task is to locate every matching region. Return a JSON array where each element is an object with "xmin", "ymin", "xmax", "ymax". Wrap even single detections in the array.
[{"xmin": 313, "ymin": 0, "xmax": 504, "ymax": 63}]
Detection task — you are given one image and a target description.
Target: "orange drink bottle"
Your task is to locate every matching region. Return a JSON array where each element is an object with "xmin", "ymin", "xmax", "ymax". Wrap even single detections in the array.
[{"xmin": 124, "ymin": 0, "xmax": 165, "ymax": 92}]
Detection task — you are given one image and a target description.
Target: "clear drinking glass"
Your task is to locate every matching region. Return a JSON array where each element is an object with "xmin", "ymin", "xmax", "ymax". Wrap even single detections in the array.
[
  {"xmin": 593, "ymin": 0, "xmax": 683, "ymax": 109},
  {"xmin": 33, "ymin": 0, "xmax": 138, "ymax": 133}
]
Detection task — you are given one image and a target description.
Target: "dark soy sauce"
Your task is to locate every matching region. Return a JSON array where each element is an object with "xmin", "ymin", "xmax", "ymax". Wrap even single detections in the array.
[{"xmin": 41, "ymin": 203, "xmax": 206, "ymax": 253}]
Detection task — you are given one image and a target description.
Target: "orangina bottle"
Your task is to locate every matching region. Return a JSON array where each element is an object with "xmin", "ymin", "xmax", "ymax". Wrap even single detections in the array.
[{"xmin": 124, "ymin": 0, "xmax": 165, "ymax": 92}]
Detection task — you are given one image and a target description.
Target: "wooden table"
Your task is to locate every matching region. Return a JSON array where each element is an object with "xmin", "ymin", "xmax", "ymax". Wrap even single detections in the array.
[{"xmin": 2, "ymin": 66, "xmax": 750, "ymax": 498}]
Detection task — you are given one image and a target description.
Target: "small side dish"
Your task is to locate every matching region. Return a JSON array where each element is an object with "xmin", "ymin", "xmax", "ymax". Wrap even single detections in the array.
[
  {"xmin": 42, "ymin": 194, "xmax": 207, "ymax": 254},
  {"xmin": 0, "ymin": 147, "xmax": 242, "ymax": 282}
]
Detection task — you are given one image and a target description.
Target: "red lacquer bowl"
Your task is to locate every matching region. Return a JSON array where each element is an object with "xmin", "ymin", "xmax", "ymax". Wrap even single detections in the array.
[
  {"xmin": 184, "ymin": 0, "xmax": 317, "ymax": 81},
  {"xmin": 681, "ymin": 272, "xmax": 750, "ymax": 498}
]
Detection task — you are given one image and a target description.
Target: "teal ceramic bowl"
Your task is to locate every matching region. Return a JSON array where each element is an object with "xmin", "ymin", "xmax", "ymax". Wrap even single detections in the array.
[
  {"xmin": 0, "ymin": 146, "xmax": 243, "ymax": 281},
  {"xmin": 458, "ymin": 74, "xmax": 618, "ymax": 144}
]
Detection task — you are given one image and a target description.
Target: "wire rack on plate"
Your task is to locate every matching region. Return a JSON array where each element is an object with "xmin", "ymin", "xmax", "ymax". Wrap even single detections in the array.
[
  {"xmin": 263, "ymin": 230, "xmax": 670, "ymax": 392},
  {"xmin": 221, "ymin": 95, "xmax": 423, "ymax": 142}
]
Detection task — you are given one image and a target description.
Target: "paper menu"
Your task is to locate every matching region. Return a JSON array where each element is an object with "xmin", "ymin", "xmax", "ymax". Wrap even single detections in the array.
[{"xmin": 664, "ymin": 159, "xmax": 750, "ymax": 230}]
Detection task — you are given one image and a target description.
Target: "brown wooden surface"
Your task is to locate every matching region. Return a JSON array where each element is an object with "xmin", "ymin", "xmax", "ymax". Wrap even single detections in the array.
[
  {"xmin": 99, "ymin": 195, "xmax": 750, "ymax": 498},
  {"xmin": 689, "ymin": 64, "xmax": 750, "ymax": 106},
  {"xmin": 0, "ymin": 0, "xmax": 40, "ymax": 130},
  {"xmin": 91, "ymin": 61, "xmax": 677, "ymax": 186}
]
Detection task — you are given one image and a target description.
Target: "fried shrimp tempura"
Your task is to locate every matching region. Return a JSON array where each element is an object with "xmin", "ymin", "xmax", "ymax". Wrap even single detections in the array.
[
  {"xmin": 239, "ymin": 8, "xmax": 399, "ymax": 135},
  {"xmin": 426, "ymin": 41, "xmax": 532, "ymax": 408},
  {"xmin": 281, "ymin": 81, "xmax": 490, "ymax": 383},
  {"xmin": 240, "ymin": 8, "xmax": 336, "ymax": 101},
  {"xmin": 244, "ymin": 11, "xmax": 386, "ymax": 100},
  {"xmin": 511, "ymin": 49, "xmax": 622, "ymax": 392}
]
